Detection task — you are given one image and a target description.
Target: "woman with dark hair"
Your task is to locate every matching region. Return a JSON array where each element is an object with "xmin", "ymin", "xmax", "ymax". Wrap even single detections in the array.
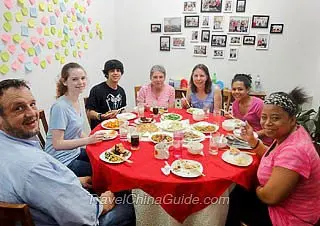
[
  {"xmin": 45, "ymin": 63, "xmax": 105, "ymax": 176},
  {"xmin": 226, "ymin": 87, "xmax": 320, "ymax": 226},
  {"xmin": 182, "ymin": 64, "xmax": 222, "ymax": 112},
  {"xmin": 229, "ymin": 74, "xmax": 272, "ymax": 145}
]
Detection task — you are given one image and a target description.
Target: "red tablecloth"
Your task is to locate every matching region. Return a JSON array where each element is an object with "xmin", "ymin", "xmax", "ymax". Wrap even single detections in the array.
[{"xmin": 87, "ymin": 109, "xmax": 259, "ymax": 223}]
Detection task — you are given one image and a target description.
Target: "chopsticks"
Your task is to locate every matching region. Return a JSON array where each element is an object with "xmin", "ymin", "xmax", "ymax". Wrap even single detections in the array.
[
  {"xmin": 110, "ymin": 152, "xmax": 133, "ymax": 164},
  {"xmin": 116, "ymin": 106, "xmax": 126, "ymax": 114},
  {"xmin": 181, "ymin": 92, "xmax": 191, "ymax": 108}
]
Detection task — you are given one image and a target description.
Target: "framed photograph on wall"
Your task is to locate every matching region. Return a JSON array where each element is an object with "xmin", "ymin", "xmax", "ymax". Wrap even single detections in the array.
[
  {"xmin": 236, "ymin": 0, "xmax": 246, "ymax": 12},
  {"xmin": 252, "ymin": 15, "xmax": 269, "ymax": 28},
  {"xmin": 229, "ymin": 35, "xmax": 242, "ymax": 46},
  {"xmin": 201, "ymin": 15, "xmax": 210, "ymax": 28},
  {"xmin": 163, "ymin": 17, "xmax": 182, "ymax": 34},
  {"xmin": 172, "ymin": 36, "xmax": 186, "ymax": 49},
  {"xmin": 160, "ymin": 36, "xmax": 171, "ymax": 51},
  {"xmin": 201, "ymin": 30, "xmax": 210, "ymax": 42},
  {"xmin": 213, "ymin": 16, "xmax": 224, "ymax": 32},
  {"xmin": 228, "ymin": 16, "xmax": 250, "ymax": 34},
  {"xmin": 193, "ymin": 44, "xmax": 208, "ymax": 56},
  {"xmin": 200, "ymin": 0, "xmax": 222, "ymax": 13},
  {"xmin": 212, "ymin": 49, "xmax": 225, "ymax": 59},
  {"xmin": 256, "ymin": 33, "xmax": 269, "ymax": 50},
  {"xmin": 243, "ymin": 35, "xmax": 256, "ymax": 45},
  {"xmin": 270, "ymin": 24, "xmax": 284, "ymax": 34},
  {"xmin": 151, "ymin": 24, "xmax": 161, "ymax": 33},
  {"xmin": 185, "ymin": 15, "xmax": 200, "ymax": 28},
  {"xmin": 183, "ymin": 1, "xmax": 197, "ymax": 14},
  {"xmin": 211, "ymin": 35, "xmax": 227, "ymax": 47},
  {"xmin": 228, "ymin": 48, "xmax": 238, "ymax": 60},
  {"xmin": 191, "ymin": 30, "xmax": 200, "ymax": 42},
  {"xmin": 223, "ymin": 0, "xmax": 233, "ymax": 13}
]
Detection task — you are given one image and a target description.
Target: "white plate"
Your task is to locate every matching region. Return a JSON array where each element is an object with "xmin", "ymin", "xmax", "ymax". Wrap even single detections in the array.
[
  {"xmin": 233, "ymin": 129, "xmax": 258, "ymax": 139},
  {"xmin": 134, "ymin": 117, "xmax": 155, "ymax": 124},
  {"xmin": 186, "ymin": 108, "xmax": 204, "ymax": 114},
  {"xmin": 100, "ymin": 130, "xmax": 118, "ymax": 140},
  {"xmin": 101, "ymin": 119, "xmax": 121, "ymax": 130},
  {"xmin": 192, "ymin": 122, "xmax": 219, "ymax": 133},
  {"xmin": 116, "ymin": 112, "xmax": 136, "ymax": 120},
  {"xmin": 171, "ymin": 159, "xmax": 203, "ymax": 178},
  {"xmin": 149, "ymin": 132, "xmax": 173, "ymax": 144},
  {"xmin": 221, "ymin": 150, "xmax": 253, "ymax": 167},
  {"xmin": 161, "ymin": 113, "xmax": 183, "ymax": 121},
  {"xmin": 99, "ymin": 148, "xmax": 132, "ymax": 164},
  {"xmin": 183, "ymin": 130, "xmax": 205, "ymax": 143},
  {"xmin": 159, "ymin": 120, "xmax": 186, "ymax": 132}
]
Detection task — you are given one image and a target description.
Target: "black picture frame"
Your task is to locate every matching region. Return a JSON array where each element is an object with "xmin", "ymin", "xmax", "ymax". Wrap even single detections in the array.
[
  {"xmin": 184, "ymin": 15, "xmax": 200, "ymax": 28},
  {"xmin": 270, "ymin": 24, "xmax": 284, "ymax": 34},
  {"xmin": 252, "ymin": 15, "xmax": 270, "ymax": 28},
  {"xmin": 211, "ymin": 35, "xmax": 227, "ymax": 47},
  {"xmin": 243, "ymin": 35, "xmax": 256, "ymax": 45},
  {"xmin": 151, "ymin": 24, "xmax": 161, "ymax": 33},
  {"xmin": 236, "ymin": 0, "xmax": 246, "ymax": 12},
  {"xmin": 201, "ymin": 30, "xmax": 210, "ymax": 42},
  {"xmin": 200, "ymin": 0, "xmax": 222, "ymax": 13},
  {"xmin": 160, "ymin": 36, "xmax": 170, "ymax": 51}
]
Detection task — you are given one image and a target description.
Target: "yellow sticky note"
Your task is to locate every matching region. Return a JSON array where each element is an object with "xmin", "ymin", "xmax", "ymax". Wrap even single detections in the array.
[
  {"xmin": 27, "ymin": 48, "xmax": 35, "ymax": 56},
  {"xmin": 84, "ymin": 42, "xmax": 88, "ymax": 49},
  {"xmin": 68, "ymin": 23, "xmax": 74, "ymax": 31},
  {"xmin": 15, "ymin": 12, "xmax": 23, "ymax": 22},
  {"xmin": 64, "ymin": 0, "xmax": 69, "ymax": 2},
  {"xmin": 64, "ymin": 49, "xmax": 69, "ymax": 56},
  {"xmin": 3, "ymin": 22, "xmax": 12, "ymax": 32},
  {"xmin": 60, "ymin": 56, "xmax": 65, "ymax": 64},
  {"xmin": 21, "ymin": 7, "xmax": 28, "ymax": 16},
  {"xmin": 55, "ymin": 52, "xmax": 61, "ymax": 60},
  {"xmin": 64, "ymin": 35, "xmax": 69, "ymax": 42},
  {"xmin": 81, "ymin": 35, "xmax": 86, "ymax": 41},
  {"xmin": 47, "ymin": 41, "xmax": 53, "ymax": 49},
  {"xmin": 40, "ymin": 60, "xmax": 47, "ymax": 69},
  {"xmin": 4, "ymin": 12, "xmax": 13, "ymax": 22},
  {"xmin": 73, "ymin": 50, "xmax": 77, "ymax": 57},
  {"xmin": 39, "ymin": 3, "xmax": 46, "ymax": 12},
  {"xmin": 28, "ymin": 19, "xmax": 35, "ymax": 28},
  {"xmin": 61, "ymin": 40, "xmax": 67, "ymax": 47},
  {"xmin": 50, "ymin": 27, "xmax": 56, "ymax": 35},
  {"xmin": 74, "ymin": 2, "xmax": 79, "ymax": 9},
  {"xmin": 17, "ymin": 0, "xmax": 25, "ymax": 7},
  {"xmin": 71, "ymin": 15, "xmax": 76, "ymax": 22},
  {"xmin": 53, "ymin": 0, "xmax": 58, "ymax": 4},
  {"xmin": 79, "ymin": 6, "xmax": 84, "ymax": 13},
  {"xmin": 1, "ymin": 52, "xmax": 10, "ymax": 62},
  {"xmin": 99, "ymin": 33, "xmax": 103, "ymax": 40},
  {"xmin": 13, "ymin": 34, "xmax": 22, "ymax": 43},
  {"xmin": 58, "ymin": 30, "xmax": 63, "ymax": 38},
  {"xmin": 63, "ymin": 16, "xmax": 68, "ymax": 24},
  {"xmin": 89, "ymin": 32, "xmax": 93, "ymax": 39},
  {"xmin": 44, "ymin": 27, "xmax": 50, "ymax": 36},
  {"xmin": 76, "ymin": 41, "xmax": 81, "ymax": 49},
  {"xmin": 0, "ymin": 64, "xmax": 10, "ymax": 75},
  {"xmin": 48, "ymin": 4, "xmax": 53, "ymax": 12}
]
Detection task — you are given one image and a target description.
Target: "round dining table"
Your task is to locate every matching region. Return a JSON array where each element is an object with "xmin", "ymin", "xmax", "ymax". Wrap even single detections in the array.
[{"xmin": 86, "ymin": 108, "xmax": 259, "ymax": 224}]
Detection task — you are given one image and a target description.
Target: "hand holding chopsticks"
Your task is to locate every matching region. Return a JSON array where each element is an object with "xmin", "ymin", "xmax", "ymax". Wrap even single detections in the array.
[{"xmin": 181, "ymin": 92, "xmax": 191, "ymax": 108}]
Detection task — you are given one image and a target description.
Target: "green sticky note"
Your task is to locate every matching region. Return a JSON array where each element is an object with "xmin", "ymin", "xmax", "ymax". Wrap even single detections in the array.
[
  {"xmin": 68, "ymin": 22, "xmax": 74, "ymax": 31},
  {"xmin": 64, "ymin": 0, "xmax": 69, "ymax": 2},
  {"xmin": 3, "ymin": 22, "xmax": 12, "ymax": 32},
  {"xmin": 4, "ymin": 12, "xmax": 13, "ymax": 22},
  {"xmin": 28, "ymin": 19, "xmax": 35, "ymax": 28},
  {"xmin": 13, "ymin": 34, "xmax": 22, "ymax": 43},
  {"xmin": 21, "ymin": 7, "xmax": 28, "ymax": 16},
  {"xmin": 61, "ymin": 40, "xmax": 67, "ymax": 47},
  {"xmin": 84, "ymin": 42, "xmax": 88, "ymax": 49},
  {"xmin": 58, "ymin": 30, "xmax": 63, "ymax": 38},
  {"xmin": 81, "ymin": 35, "xmax": 86, "ymax": 41},
  {"xmin": 79, "ymin": 6, "xmax": 84, "ymax": 13},
  {"xmin": 89, "ymin": 32, "xmax": 93, "ymax": 39},
  {"xmin": 44, "ymin": 27, "xmax": 50, "ymax": 36},
  {"xmin": 63, "ymin": 16, "xmax": 68, "ymax": 24},
  {"xmin": 48, "ymin": 4, "xmax": 53, "ymax": 12},
  {"xmin": 60, "ymin": 56, "xmax": 65, "ymax": 64},
  {"xmin": 39, "ymin": 3, "xmax": 46, "ymax": 12},
  {"xmin": 55, "ymin": 53, "xmax": 61, "ymax": 60},
  {"xmin": 74, "ymin": 2, "xmax": 79, "ymax": 9},
  {"xmin": 27, "ymin": 48, "xmax": 35, "ymax": 56},
  {"xmin": 64, "ymin": 48, "xmax": 69, "ymax": 56},
  {"xmin": 73, "ymin": 50, "xmax": 77, "ymax": 57},
  {"xmin": 71, "ymin": 15, "xmax": 76, "ymax": 22},
  {"xmin": 15, "ymin": 12, "xmax": 23, "ymax": 22},
  {"xmin": 47, "ymin": 41, "xmax": 53, "ymax": 49},
  {"xmin": 40, "ymin": 60, "xmax": 46, "ymax": 69},
  {"xmin": 50, "ymin": 27, "xmax": 56, "ymax": 35},
  {"xmin": 64, "ymin": 35, "xmax": 69, "ymax": 42},
  {"xmin": 53, "ymin": 0, "xmax": 58, "ymax": 4},
  {"xmin": 99, "ymin": 33, "xmax": 103, "ymax": 40},
  {"xmin": 17, "ymin": 0, "xmax": 25, "ymax": 7},
  {"xmin": 1, "ymin": 52, "xmax": 10, "ymax": 62},
  {"xmin": 76, "ymin": 41, "xmax": 81, "ymax": 49},
  {"xmin": 0, "ymin": 64, "xmax": 10, "ymax": 75}
]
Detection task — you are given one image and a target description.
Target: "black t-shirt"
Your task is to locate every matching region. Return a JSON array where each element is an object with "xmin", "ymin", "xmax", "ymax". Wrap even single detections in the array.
[{"xmin": 86, "ymin": 82, "xmax": 126, "ymax": 129}]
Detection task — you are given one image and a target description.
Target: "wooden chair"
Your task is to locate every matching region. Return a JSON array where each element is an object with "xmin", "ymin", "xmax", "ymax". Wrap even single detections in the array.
[
  {"xmin": 222, "ymin": 89, "xmax": 233, "ymax": 112},
  {"xmin": 38, "ymin": 110, "xmax": 48, "ymax": 149},
  {"xmin": 134, "ymin": 86, "xmax": 141, "ymax": 105},
  {"xmin": 0, "ymin": 202, "xmax": 35, "ymax": 226}
]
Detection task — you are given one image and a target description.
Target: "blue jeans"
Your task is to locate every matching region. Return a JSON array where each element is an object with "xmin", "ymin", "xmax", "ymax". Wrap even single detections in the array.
[
  {"xmin": 67, "ymin": 148, "xmax": 92, "ymax": 177},
  {"xmin": 99, "ymin": 191, "xmax": 136, "ymax": 226}
]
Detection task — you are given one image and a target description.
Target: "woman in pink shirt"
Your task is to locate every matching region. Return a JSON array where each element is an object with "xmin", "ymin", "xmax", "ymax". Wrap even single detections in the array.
[
  {"xmin": 136, "ymin": 65, "xmax": 175, "ymax": 108},
  {"xmin": 226, "ymin": 87, "xmax": 320, "ymax": 226}
]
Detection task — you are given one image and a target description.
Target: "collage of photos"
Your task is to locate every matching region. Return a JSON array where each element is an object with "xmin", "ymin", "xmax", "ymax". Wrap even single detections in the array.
[{"xmin": 151, "ymin": 0, "xmax": 284, "ymax": 59}]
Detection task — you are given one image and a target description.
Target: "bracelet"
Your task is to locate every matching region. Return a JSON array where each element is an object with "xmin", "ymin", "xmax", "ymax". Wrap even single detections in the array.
[{"xmin": 251, "ymin": 139, "xmax": 260, "ymax": 149}]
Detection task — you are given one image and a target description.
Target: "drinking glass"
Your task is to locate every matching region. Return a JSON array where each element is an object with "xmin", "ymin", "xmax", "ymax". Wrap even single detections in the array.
[
  {"xmin": 130, "ymin": 129, "xmax": 140, "ymax": 150},
  {"xmin": 213, "ymin": 110, "xmax": 221, "ymax": 127},
  {"xmin": 173, "ymin": 131, "xmax": 184, "ymax": 159},
  {"xmin": 209, "ymin": 132, "xmax": 221, "ymax": 155},
  {"xmin": 137, "ymin": 103, "xmax": 145, "ymax": 118},
  {"xmin": 203, "ymin": 103, "xmax": 211, "ymax": 119},
  {"xmin": 119, "ymin": 120, "xmax": 129, "ymax": 141}
]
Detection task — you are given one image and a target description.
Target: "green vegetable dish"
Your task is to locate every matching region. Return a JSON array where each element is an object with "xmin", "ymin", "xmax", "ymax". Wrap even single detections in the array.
[{"xmin": 163, "ymin": 113, "xmax": 182, "ymax": 121}]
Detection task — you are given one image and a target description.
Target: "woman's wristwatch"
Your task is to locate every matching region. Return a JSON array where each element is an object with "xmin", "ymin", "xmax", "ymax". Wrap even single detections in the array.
[{"xmin": 97, "ymin": 113, "xmax": 102, "ymax": 121}]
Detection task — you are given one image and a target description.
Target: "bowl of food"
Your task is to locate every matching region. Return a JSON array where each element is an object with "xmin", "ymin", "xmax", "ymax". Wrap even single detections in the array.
[
  {"xmin": 184, "ymin": 142, "xmax": 204, "ymax": 155},
  {"xmin": 211, "ymin": 136, "xmax": 228, "ymax": 148},
  {"xmin": 222, "ymin": 119, "xmax": 245, "ymax": 131},
  {"xmin": 192, "ymin": 110, "xmax": 205, "ymax": 121}
]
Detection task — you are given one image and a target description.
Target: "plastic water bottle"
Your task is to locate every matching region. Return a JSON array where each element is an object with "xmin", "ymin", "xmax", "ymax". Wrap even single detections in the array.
[
  {"xmin": 255, "ymin": 75, "xmax": 262, "ymax": 92},
  {"xmin": 212, "ymin": 73, "xmax": 217, "ymax": 84},
  {"xmin": 173, "ymin": 131, "xmax": 183, "ymax": 159}
]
